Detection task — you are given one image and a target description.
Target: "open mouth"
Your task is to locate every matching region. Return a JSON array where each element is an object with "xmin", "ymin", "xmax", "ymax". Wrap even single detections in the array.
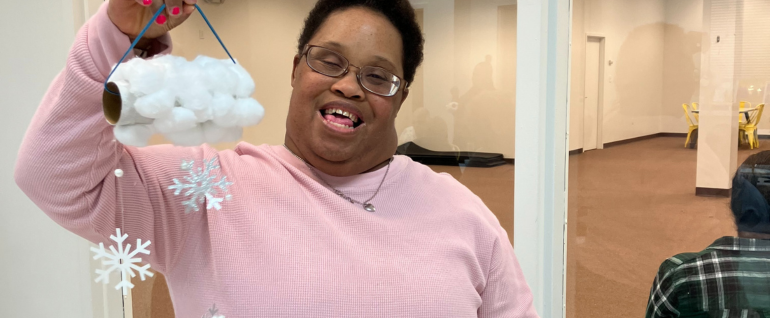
[{"xmin": 319, "ymin": 107, "xmax": 364, "ymax": 130}]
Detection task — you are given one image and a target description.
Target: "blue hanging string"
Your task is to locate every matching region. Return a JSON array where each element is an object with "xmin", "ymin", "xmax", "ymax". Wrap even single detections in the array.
[{"xmin": 104, "ymin": 3, "xmax": 236, "ymax": 95}]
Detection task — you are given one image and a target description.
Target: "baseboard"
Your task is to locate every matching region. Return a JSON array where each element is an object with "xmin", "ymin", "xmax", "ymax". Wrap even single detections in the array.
[
  {"xmin": 657, "ymin": 132, "xmax": 689, "ymax": 138},
  {"xmin": 603, "ymin": 133, "xmax": 665, "ymax": 148},
  {"xmin": 695, "ymin": 187, "xmax": 731, "ymax": 197},
  {"xmin": 569, "ymin": 149, "xmax": 583, "ymax": 156}
]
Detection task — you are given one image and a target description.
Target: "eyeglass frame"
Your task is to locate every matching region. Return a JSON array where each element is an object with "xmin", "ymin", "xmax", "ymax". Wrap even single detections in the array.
[{"xmin": 300, "ymin": 44, "xmax": 409, "ymax": 97}]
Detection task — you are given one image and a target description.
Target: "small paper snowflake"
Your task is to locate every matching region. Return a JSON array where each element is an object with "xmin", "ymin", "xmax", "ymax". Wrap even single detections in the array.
[
  {"xmin": 91, "ymin": 228, "xmax": 154, "ymax": 295},
  {"xmin": 202, "ymin": 304, "xmax": 225, "ymax": 318},
  {"xmin": 169, "ymin": 157, "xmax": 234, "ymax": 213}
]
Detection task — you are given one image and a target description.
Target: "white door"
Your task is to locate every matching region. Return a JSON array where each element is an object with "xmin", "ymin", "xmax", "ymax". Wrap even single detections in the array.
[{"xmin": 583, "ymin": 37, "xmax": 603, "ymax": 151}]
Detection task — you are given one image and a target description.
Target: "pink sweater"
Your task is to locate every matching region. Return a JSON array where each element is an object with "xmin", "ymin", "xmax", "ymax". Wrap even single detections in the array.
[{"xmin": 14, "ymin": 3, "xmax": 537, "ymax": 317}]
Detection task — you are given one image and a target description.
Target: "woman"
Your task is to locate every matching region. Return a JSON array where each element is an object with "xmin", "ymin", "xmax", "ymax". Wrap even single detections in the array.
[
  {"xmin": 15, "ymin": 0, "xmax": 537, "ymax": 316},
  {"xmin": 646, "ymin": 151, "xmax": 770, "ymax": 317}
]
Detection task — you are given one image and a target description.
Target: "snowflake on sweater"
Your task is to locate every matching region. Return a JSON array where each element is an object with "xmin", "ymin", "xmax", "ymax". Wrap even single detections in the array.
[
  {"xmin": 202, "ymin": 304, "xmax": 225, "ymax": 318},
  {"xmin": 169, "ymin": 157, "xmax": 234, "ymax": 213},
  {"xmin": 91, "ymin": 228, "xmax": 154, "ymax": 295}
]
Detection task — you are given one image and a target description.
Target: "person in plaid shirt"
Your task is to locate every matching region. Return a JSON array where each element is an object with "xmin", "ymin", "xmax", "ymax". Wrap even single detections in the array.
[{"xmin": 646, "ymin": 151, "xmax": 770, "ymax": 318}]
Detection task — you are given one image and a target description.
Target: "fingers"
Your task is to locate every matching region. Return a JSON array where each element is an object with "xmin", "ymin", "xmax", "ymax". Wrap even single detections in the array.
[
  {"xmin": 182, "ymin": 0, "xmax": 197, "ymax": 15},
  {"xmin": 165, "ymin": 0, "xmax": 185, "ymax": 17},
  {"xmin": 138, "ymin": 0, "xmax": 196, "ymax": 29}
]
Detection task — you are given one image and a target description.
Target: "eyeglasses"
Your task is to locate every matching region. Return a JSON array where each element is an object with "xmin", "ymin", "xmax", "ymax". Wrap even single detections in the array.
[{"xmin": 302, "ymin": 45, "xmax": 408, "ymax": 97}]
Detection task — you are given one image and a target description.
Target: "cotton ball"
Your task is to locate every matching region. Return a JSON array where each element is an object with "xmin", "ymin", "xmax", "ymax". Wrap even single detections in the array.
[
  {"xmin": 148, "ymin": 54, "xmax": 184, "ymax": 70},
  {"xmin": 127, "ymin": 59, "xmax": 165, "ymax": 96},
  {"xmin": 204, "ymin": 61, "xmax": 238, "ymax": 95},
  {"xmin": 178, "ymin": 87, "xmax": 213, "ymax": 113},
  {"xmin": 112, "ymin": 81, "xmax": 150, "ymax": 125},
  {"xmin": 193, "ymin": 106, "xmax": 214, "ymax": 123},
  {"xmin": 165, "ymin": 62, "xmax": 206, "ymax": 95},
  {"xmin": 203, "ymin": 121, "xmax": 243, "ymax": 144},
  {"xmin": 113, "ymin": 124, "xmax": 155, "ymax": 147},
  {"xmin": 193, "ymin": 55, "xmax": 219, "ymax": 67},
  {"xmin": 153, "ymin": 107, "xmax": 197, "ymax": 134},
  {"xmin": 234, "ymin": 98, "xmax": 265, "ymax": 127},
  {"xmin": 211, "ymin": 93, "xmax": 237, "ymax": 127},
  {"xmin": 134, "ymin": 88, "xmax": 175, "ymax": 119},
  {"xmin": 164, "ymin": 124, "xmax": 205, "ymax": 146},
  {"xmin": 109, "ymin": 57, "xmax": 141, "ymax": 84},
  {"xmin": 230, "ymin": 62, "xmax": 256, "ymax": 98}
]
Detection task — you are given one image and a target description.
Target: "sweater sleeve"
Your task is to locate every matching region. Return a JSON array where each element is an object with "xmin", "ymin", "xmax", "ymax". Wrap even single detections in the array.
[
  {"xmin": 478, "ymin": 222, "xmax": 540, "ymax": 317},
  {"xmin": 14, "ymin": 2, "xmax": 218, "ymax": 273}
]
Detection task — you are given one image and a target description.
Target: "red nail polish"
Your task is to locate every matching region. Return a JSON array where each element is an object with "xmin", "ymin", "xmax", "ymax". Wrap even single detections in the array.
[
  {"xmin": 143, "ymin": 0, "xmax": 151, "ymax": 5},
  {"xmin": 156, "ymin": 14, "xmax": 167, "ymax": 25},
  {"xmin": 172, "ymin": 7, "xmax": 181, "ymax": 15}
]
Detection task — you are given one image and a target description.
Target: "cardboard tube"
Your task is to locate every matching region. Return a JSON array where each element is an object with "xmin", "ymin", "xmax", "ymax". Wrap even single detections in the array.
[
  {"xmin": 103, "ymin": 82, "xmax": 123, "ymax": 125},
  {"xmin": 103, "ymin": 81, "xmax": 153, "ymax": 126}
]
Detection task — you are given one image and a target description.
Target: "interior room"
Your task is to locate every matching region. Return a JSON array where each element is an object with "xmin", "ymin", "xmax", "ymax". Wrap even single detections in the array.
[{"xmin": 2, "ymin": 0, "xmax": 769, "ymax": 317}]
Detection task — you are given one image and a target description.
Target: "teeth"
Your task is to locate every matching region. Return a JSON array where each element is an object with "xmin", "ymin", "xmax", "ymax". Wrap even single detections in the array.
[{"xmin": 323, "ymin": 108, "xmax": 360, "ymax": 123}]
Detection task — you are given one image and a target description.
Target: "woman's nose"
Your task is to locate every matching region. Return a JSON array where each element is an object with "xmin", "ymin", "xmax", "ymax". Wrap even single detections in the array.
[{"xmin": 331, "ymin": 70, "xmax": 365, "ymax": 100}]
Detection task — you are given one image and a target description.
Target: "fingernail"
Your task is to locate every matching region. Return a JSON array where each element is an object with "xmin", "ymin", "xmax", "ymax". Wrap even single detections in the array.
[
  {"xmin": 171, "ymin": 7, "xmax": 181, "ymax": 15},
  {"xmin": 156, "ymin": 14, "xmax": 167, "ymax": 25},
  {"xmin": 143, "ymin": 0, "xmax": 151, "ymax": 5}
]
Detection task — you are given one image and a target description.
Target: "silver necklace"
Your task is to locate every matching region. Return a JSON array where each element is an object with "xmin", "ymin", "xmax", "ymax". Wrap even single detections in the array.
[{"xmin": 283, "ymin": 145, "xmax": 391, "ymax": 212}]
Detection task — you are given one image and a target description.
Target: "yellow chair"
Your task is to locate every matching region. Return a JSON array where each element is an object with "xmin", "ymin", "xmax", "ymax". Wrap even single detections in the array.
[
  {"xmin": 691, "ymin": 102, "xmax": 699, "ymax": 122},
  {"xmin": 739, "ymin": 101, "xmax": 751, "ymax": 124},
  {"xmin": 682, "ymin": 103, "xmax": 698, "ymax": 148},
  {"xmin": 740, "ymin": 103, "xmax": 764, "ymax": 149}
]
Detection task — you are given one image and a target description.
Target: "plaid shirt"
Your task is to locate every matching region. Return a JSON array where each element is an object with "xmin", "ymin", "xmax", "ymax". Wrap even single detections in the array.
[{"xmin": 646, "ymin": 236, "xmax": 770, "ymax": 318}]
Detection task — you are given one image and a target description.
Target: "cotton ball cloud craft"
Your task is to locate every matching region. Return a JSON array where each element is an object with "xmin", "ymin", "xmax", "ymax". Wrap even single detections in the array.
[{"xmin": 107, "ymin": 55, "xmax": 264, "ymax": 147}]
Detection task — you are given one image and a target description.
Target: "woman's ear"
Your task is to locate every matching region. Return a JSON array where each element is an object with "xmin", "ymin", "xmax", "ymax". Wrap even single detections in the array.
[
  {"xmin": 291, "ymin": 54, "xmax": 301, "ymax": 87},
  {"xmin": 400, "ymin": 87, "xmax": 410, "ymax": 104}
]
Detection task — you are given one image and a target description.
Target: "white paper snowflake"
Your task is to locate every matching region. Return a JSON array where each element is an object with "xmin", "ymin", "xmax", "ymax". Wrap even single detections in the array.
[
  {"xmin": 202, "ymin": 304, "xmax": 225, "ymax": 318},
  {"xmin": 169, "ymin": 157, "xmax": 234, "ymax": 213},
  {"xmin": 91, "ymin": 228, "xmax": 154, "ymax": 295}
]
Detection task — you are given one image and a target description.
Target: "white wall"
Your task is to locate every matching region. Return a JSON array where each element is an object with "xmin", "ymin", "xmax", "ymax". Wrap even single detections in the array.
[
  {"xmin": 660, "ymin": 0, "xmax": 704, "ymax": 134},
  {"xmin": 1, "ymin": 0, "xmax": 123, "ymax": 317},
  {"xmin": 400, "ymin": 0, "xmax": 517, "ymax": 157},
  {"xmin": 582, "ymin": 0, "xmax": 667, "ymax": 144},
  {"xmin": 1, "ymin": 0, "xmax": 83, "ymax": 315},
  {"xmin": 569, "ymin": 0, "xmax": 586, "ymax": 151},
  {"xmin": 736, "ymin": 0, "xmax": 770, "ymax": 134}
]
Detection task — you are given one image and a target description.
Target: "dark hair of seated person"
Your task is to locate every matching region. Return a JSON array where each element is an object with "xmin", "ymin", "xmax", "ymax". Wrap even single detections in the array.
[{"xmin": 731, "ymin": 150, "xmax": 770, "ymax": 238}]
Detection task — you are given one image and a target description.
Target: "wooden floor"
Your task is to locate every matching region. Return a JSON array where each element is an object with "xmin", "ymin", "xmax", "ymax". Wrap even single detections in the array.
[{"xmin": 132, "ymin": 137, "xmax": 768, "ymax": 317}]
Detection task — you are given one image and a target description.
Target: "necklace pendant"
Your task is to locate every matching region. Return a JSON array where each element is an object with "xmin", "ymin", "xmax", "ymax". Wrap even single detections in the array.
[{"xmin": 363, "ymin": 203, "xmax": 376, "ymax": 212}]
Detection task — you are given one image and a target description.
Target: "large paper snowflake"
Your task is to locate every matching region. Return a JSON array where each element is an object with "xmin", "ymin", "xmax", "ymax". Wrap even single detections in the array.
[
  {"xmin": 169, "ymin": 157, "xmax": 234, "ymax": 213},
  {"xmin": 91, "ymin": 228, "xmax": 154, "ymax": 295},
  {"xmin": 202, "ymin": 304, "xmax": 225, "ymax": 318}
]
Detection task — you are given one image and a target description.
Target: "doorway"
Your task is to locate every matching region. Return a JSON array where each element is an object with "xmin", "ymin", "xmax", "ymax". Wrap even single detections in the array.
[{"xmin": 583, "ymin": 35, "xmax": 605, "ymax": 151}]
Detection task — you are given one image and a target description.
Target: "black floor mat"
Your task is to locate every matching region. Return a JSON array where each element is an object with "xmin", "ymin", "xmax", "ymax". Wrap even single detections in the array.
[{"xmin": 395, "ymin": 142, "xmax": 507, "ymax": 167}]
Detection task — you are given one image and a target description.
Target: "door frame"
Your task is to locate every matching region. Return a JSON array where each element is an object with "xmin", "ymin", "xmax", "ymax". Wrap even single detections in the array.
[{"xmin": 583, "ymin": 34, "xmax": 606, "ymax": 151}]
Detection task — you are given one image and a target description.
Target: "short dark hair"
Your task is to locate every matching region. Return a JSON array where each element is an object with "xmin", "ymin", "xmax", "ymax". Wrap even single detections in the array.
[
  {"xmin": 731, "ymin": 151, "xmax": 770, "ymax": 234},
  {"xmin": 297, "ymin": 0, "xmax": 424, "ymax": 86}
]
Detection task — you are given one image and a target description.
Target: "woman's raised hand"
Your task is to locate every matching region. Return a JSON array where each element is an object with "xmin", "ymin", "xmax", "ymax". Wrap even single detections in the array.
[{"xmin": 108, "ymin": 0, "xmax": 197, "ymax": 41}]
